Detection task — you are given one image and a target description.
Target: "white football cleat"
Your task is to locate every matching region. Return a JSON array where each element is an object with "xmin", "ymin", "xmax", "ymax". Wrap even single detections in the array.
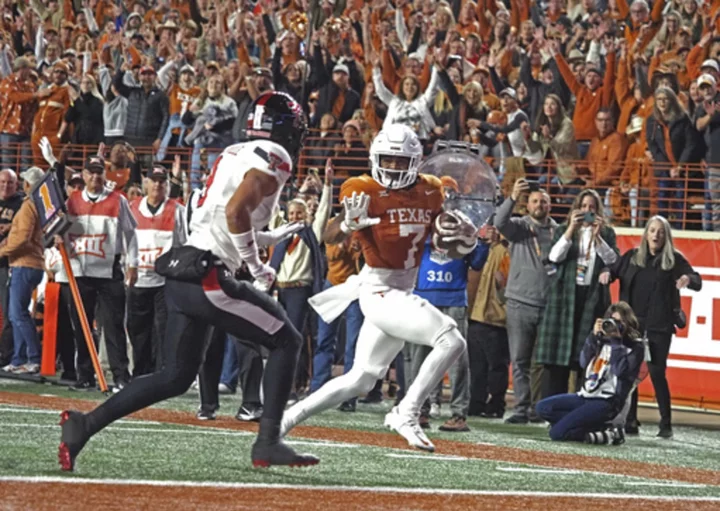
[
  {"xmin": 280, "ymin": 407, "xmax": 308, "ymax": 438},
  {"xmin": 384, "ymin": 407, "xmax": 435, "ymax": 452}
]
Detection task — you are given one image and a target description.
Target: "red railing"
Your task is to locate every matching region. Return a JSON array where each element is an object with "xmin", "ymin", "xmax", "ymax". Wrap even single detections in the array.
[{"xmin": 3, "ymin": 132, "xmax": 718, "ymax": 231}]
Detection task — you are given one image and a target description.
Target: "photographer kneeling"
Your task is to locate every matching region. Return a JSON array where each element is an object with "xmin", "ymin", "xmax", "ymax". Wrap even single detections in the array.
[{"xmin": 535, "ymin": 302, "xmax": 645, "ymax": 445}]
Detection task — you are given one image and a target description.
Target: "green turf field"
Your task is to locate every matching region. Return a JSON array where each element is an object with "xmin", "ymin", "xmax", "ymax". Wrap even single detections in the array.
[{"xmin": 1, "ymin": 378, "xmax": 720, "ymax": 502}]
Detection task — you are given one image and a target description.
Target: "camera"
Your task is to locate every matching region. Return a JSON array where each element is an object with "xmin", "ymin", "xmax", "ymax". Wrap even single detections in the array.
[
  {"xmin": 584, "ymin": 212, "xmax": 596, "ymax": 224},
  {"xmin": 601, "ymin": 318, "xmax": 623, "ymax": 337}
]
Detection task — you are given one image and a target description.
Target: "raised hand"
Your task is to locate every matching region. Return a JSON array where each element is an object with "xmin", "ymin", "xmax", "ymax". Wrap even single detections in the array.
[
  {"xmin": 340, "ymin": 192, "xmax": 381, "ymax": 232},
  {"xmin": 39, "ymin": 136, "xmax": 57, "ymax": 166}
]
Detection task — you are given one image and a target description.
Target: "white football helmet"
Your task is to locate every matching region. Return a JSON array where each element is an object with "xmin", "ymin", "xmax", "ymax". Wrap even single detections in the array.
[{"xmin": 369, "ymin": 124, "xmax": 423, "ymax": 189}]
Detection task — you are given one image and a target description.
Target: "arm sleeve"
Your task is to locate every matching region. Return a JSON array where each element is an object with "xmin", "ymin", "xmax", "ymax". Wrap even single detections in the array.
[
  {"xmin": 493, "ymin": 198, "xmax": 524, "ymax": 241},
  {"xmin": 119, "ymin": 196, "xmax": 138, "ymax": 267},
  {"xmin": 549, "ymin": 235, "xmax": 572, "ymax": 264},
  {"xmin": 113, "ymin": 70, "xmax": 131, "ymax": 97},
  {"xmin": 372, "ymin": 67, "xmax": 395, "ymax": 106},
  {"xmin": 312, "ymin": 184, "xmax": 332, "ymax": 240},
  {"xmin": 596, "ymin": 235, "xmax": 619, "ymax": 266},
  {"xmin": 174, "ymin": 204, "xmax": 188, "ymax": 246},
  {"xmin": 0, "ymin": 202, "xmax": 34, "ymax": 258}
]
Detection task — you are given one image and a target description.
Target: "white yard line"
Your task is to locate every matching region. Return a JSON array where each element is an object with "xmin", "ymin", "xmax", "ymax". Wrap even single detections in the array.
[
  {"xmin": 386, "ymin": 453, "xmax": 467, "ymax": 461},
  {"xmin": 496, "ymin": 467, "xmax": 583, "ymax": 475},
  {"xmin": 0, "ymin": 423, "xmax": 254, "ymax": 436},
  {"xmin": 0, "ymin": 476, "xmax": 718, "ymax": 501},
  {"xmin": 285, "ymin": 440, "xmax": 360, "ymax": 448},
  {"xmin": 623, "ymin": 481, "xmax": 707, "ymax": 488},
  {"xmin": 0, "ymin": 408, "xmax": 165, "ymax": 425}
]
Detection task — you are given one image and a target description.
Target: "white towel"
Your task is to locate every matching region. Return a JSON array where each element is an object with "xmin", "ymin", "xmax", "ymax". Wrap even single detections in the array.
[{"xmin": 308, "ymin": 274, "xmax": 362, "ymax": 323}]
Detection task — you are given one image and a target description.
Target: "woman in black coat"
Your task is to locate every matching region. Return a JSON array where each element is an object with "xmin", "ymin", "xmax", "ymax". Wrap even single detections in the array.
[
  {"xmin": 61, "ymin": 75, "xmax": 105, "ymax": 145},
  {"xmin": 600, "ymin": 215, "xmax": 702, "ymax": 438},
  {"xmin": 645, "ymin": 87, "xmax": 702, "ymax": 228}
]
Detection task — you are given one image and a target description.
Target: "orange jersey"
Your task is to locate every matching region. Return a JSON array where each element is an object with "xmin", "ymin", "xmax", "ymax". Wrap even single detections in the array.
[
  {"xmin": 33, "ymin": 84, "xmax": 71, "ymax": 133},
  {"xmin": 339, "ymin": 174, "xmax": 444, "ymax": 271},
  {"xmin": 168, "ymin": 83, "xmax": 202, "ymax": 117}
]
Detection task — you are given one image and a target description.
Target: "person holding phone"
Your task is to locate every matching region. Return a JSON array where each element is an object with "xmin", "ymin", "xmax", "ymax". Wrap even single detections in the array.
[{"xmin": 535, "ymin": 189, "xmax": 619, "ymax": 398}]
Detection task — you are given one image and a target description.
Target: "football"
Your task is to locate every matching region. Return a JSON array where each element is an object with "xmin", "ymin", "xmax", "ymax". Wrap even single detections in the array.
[{"xmin": 432, "ymin": 212, "xmax": 477, "ymax": 259}]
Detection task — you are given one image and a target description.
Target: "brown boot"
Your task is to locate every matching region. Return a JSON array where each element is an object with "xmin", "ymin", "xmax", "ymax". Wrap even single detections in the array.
[{"xmin": 439, "ymin": 415, "xmax": 470, "ymax": 432}]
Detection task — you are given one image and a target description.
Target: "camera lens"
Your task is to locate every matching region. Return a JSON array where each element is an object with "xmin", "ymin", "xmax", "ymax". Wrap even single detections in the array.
[{"xmin": 602, "ymin": 318, "xmax": 620, "ymax": 336}]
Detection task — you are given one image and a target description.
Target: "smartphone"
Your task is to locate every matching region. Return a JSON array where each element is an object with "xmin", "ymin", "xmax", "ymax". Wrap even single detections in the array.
[
  {"xmin": 526, "ymin": 179, "xmax": 540, "ymax": 192},
  {"xmin": 584, "ymin": 212, "xmax": 596, "ymax": 224}
]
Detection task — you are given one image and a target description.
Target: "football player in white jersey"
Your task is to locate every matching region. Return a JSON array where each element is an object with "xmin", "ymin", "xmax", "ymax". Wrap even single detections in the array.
[{"xmin": 58, "ymin": 92, "xmax": 319, "ymax": 470}]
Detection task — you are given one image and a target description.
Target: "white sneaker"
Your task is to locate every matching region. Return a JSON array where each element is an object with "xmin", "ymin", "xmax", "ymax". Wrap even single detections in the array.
[
  {"xmin": 429, "ymin": 403, "xmax": 441, "ymax": 419},
  {"xmin": 17, "ymin": 363, "xmax": 40, "ymax": 374},
  {"xmin": 1, "ymin": 364, "xmax": 21, "ymax": 373},
  {"xmin": 384, "ymin": 407, "xmax": 435, "ymax": 452},
  {"xmin": 218, "ymin": 383, "xmax": 235, "ymax": 395}
]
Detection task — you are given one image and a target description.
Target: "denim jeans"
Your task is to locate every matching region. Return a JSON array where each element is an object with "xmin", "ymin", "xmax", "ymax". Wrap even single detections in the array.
[
  {"xmin": 0, "ymin": 133, "xmax": 31, "ymax": 172},
  {"xmin": 310, "ymin": 279, "xmax": 364, "ymax": 392},
  {"xmin": 9, "ymin": 266, "xmax": 44, "ymax": 366},
  {"xmin": 655, "ymin": 173, "xmax": 685, "ymax": 227},
  {"xmin": 155, "ymin": 114, "xmax": 188, "ymax": 162},
  {"xmin": 219, "ymin": 335, "xmax": 238, "ymax": 389},
  {"xmin": 190, "ymin": 140, "xmax": 224, "ymax": 190},
  {"xmin": 535, "ymin": 393, "xmax": 615, "ymax": 442}
]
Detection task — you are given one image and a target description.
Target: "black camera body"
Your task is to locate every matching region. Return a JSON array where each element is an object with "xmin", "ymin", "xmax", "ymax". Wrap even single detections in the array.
[{"xmin": 601, "ymin": 318, "xmax": 623, "ymax": 337}]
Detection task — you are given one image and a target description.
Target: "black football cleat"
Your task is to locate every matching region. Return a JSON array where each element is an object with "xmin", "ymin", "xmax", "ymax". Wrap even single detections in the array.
[
  {"xmin": 58, "ymin": 410, "xmax": 89, "ymax": 472},
  {"xmin": 251, "ymin": 439, "xmax": 319, "ymax": 468}
]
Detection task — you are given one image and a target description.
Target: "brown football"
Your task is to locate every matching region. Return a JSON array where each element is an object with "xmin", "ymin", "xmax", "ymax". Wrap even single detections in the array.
[{"xmin": 432, "ymin": 212, "xmax": 477, "ymax": 259}]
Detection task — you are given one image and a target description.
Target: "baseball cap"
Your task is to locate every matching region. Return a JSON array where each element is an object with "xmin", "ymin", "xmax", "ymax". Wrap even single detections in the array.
[
  {"xmin": 68, "ymin": 171, "xmax": 84, "ymax": 184},
  {"xmin": 698, "ymin": 73, "xmax": 717, "ymax": 88},
  {"xmin": 148, "ymin": 165, "xmax": 168, "ymax": 181},
  {"xmin": 333, "ymin": 63, "xmax": 349, "ymax": 75},
  {"xmin": 253, "ymin": 67, "xmax": 272, "ymax": 79},
  {"xmin": 498, "ymin": 87, "xmax": 517, "ymax": 99},
  {"xmin": 20, "ymin": 167, "xmax": 45, "ymax": 188},
  {"xmin": 701, "ymin": 59, "xmax": 720, "ymax": 73},
  {"xmin": 53, "ymin": 61, "xmax": 69, "ymax": 74},
  {"xmin": 85, "ymin": 155, "xmax": 106, "ymax": 173},
  {"xmin": 626, "ymin": 115, "xmax": 644, "ymax": 136},
  {"xmin": 139, "ymin": 65, "xmax": 156, "ymax": 75},
  {"xmin": 179, "ymin": 64, "xmax": 196, "ymax": 75}
]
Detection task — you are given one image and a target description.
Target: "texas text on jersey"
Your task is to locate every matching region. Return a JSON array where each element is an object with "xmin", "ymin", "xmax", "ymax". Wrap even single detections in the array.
[
  {"xmin": 187, "ymin": 139, "xmax": 293, "ymax": 271},
  {"xmin": 340, "ymin": 174, "xmax": 444, "ymax": 273}
]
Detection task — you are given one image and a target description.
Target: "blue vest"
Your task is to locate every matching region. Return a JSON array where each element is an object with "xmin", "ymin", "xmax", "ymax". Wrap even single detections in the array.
[
  {"xmin": 414, "ymin": 241, "xmax": 489, "ymax": 307},
  {"xmin": 269, "ymin": 226, "xmax": 326, "ymax": 295}
]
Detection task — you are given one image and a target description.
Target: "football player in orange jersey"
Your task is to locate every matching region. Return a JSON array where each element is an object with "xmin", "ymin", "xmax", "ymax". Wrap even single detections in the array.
[{"xmin": 281, "ymin": 125, "xmax": 478, "ymax": 452}]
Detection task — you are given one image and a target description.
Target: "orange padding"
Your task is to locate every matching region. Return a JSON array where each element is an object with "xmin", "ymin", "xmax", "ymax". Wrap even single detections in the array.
[{"xmin": 40, "ymin": 282, "xmax": 60, "ymax": 377}]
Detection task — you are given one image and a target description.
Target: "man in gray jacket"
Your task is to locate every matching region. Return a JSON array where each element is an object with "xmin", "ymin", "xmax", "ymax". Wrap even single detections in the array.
[{"xmin": 494, "ymin": 179, "xmax": 557, "ymax": 424}]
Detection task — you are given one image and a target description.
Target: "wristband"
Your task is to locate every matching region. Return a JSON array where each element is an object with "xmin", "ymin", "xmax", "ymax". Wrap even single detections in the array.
[{"xmin": 230, "ymin": 230, "xmax": 263, "ymax": 273}]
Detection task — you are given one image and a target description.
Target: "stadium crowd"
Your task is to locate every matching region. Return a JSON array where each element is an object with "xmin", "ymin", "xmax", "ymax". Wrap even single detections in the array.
[{"xmin": 0, "ymin": 0, "xmax": 708, "ymax": 441}]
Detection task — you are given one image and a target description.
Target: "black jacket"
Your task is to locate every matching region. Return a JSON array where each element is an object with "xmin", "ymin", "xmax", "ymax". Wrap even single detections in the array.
[
  {"xmin": 519, "ymin": 55, "xmax": 571, "ymax": 125},
  {"xmin": 312, "ymin": 44, "xmax": 361, "ymax": 125},
  {"xmin": 645, "ymin": 114, "xmax": 703, "ymax": 171},
  {"xmin": 65, "ymin": 93, "xmax": 104, "ymax": 145},
  {"xmin": 231, "ymin": 91, "xmax": 254, "ymax": 143},
  {"xmin": 609, "ymin": 248, "xmax": 701, "ymax": 333},
  {"xmin": 114, "ymin": 71, "xmax": 169, "ymax": 145}
]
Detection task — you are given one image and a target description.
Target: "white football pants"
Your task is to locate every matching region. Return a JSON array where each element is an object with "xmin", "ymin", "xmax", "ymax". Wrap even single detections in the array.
[{"xmin": 283, "ymin": 288, "xmax": 466, "ymax": 431}]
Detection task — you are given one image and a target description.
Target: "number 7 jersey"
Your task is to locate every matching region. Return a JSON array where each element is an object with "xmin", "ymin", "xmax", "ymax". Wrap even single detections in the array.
[{"xmin": 340, "ymin": 174, "xmax": 444, "ymax": 271}]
